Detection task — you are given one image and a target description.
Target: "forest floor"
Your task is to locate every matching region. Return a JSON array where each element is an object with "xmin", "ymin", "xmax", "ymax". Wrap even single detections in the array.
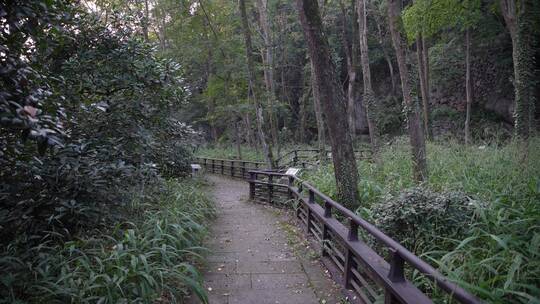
[{"xmin": 187, "ymin": 174, "xmax": 343, "ymax": 304}]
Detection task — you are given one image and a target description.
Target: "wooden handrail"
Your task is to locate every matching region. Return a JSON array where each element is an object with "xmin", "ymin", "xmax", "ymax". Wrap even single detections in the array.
[
  {"xmin": 193, "ymin": 157, "xmax": 482, "ymax": 304},
  {"xmin": 247, "ymin": 169, "xmax": 482, "ymax": 304}
]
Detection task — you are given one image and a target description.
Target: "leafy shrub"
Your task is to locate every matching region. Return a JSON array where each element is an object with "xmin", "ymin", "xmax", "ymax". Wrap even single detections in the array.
[
  {"xmin": 372, "ymin": 187, "xmax": 478, "ymax": 254},
  {"xmin": 0, "ymin": 180, "xmax": 214, "ymax": 303},
  {"xmin": 1, "ymin": 3, "xmax": 208, "ymax": 303}
]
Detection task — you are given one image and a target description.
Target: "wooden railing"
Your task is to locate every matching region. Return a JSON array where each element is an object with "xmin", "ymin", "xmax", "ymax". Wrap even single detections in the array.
[
  {"xmin": 247, "ymin": 170, "xmax": 482, "ymax": 304},
  {"xmin": 197, "ymin": 148, "xmax": 372, "ymax": 173},
  {"xmin": 194, "ymin": 157, "xmax": 268, "ymax": 179},
  {"xmin": 275, "ymin": 148, "xmax": 372, "ymax": 169},
  {"xmin": 192, "ymin": 157, "xmax": 482, "ymax": 304}
]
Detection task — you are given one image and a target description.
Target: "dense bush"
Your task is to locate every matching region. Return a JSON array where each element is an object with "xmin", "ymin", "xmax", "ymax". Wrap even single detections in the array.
[
  {"xmin": 0, "ymin": 1, "xmax": 201, "ymax": 243},
  {"xmin": 1, "ymin": 1, "xmax": 209, "ymax": 302},
  {"xmin": 371, "ymin": 187, "xmax": 478, "ymax": 254}
]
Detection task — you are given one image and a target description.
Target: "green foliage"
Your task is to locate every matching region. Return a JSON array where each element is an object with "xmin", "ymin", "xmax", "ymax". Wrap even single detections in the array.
[
  {"xmin": 1, "ymin": 1, "xmax": 201, "ymax": 243},
  {"xmin": 372, "ymin": 187, "xmax": 477, "ymax": 254},
  {"xmin": 402, "ymin": 0, "xmax": 482, "ymax": 43},
  {"xmin": 1, "ymin": 2, "xmax": 208, "ymax": 303},
  {"xmin": 0, "ymin": 0, "xmax": 72, "ymax": 153},
  {"xmin": 304, "ymin": 137, "xmax": 540, "ymax": 303},
  {"xmin": 197, "ymin": 145, "xmax": 265, "ymax": 161},
  {"xmin": 0, "ymin": 179, "xmax": 215, "ymax": 303}
]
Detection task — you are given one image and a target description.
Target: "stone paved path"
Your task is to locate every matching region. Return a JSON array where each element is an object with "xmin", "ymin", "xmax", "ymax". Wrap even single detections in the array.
[{"xmin": 187, "ymin": 174, "xmax": 343, "ymax": 304}]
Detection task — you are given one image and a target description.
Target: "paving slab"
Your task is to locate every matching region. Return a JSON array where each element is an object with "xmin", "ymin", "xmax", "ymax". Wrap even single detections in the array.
[{"xmin": 186, "ymin": 174, "xmax": 344, "ymax": 304}]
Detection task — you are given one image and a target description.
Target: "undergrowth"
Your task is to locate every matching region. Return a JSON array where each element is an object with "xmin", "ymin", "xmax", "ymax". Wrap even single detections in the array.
[
  {"xmin": 196, "ymin": 143, "xmax": 317, "ymax": 162},
  {"xmin": 0, "ymin": 179, "xmax": 215, "ymax": 304},
  {"xmin": 303, "ymin": 136, "xmax": 540, "ymax": 303}
]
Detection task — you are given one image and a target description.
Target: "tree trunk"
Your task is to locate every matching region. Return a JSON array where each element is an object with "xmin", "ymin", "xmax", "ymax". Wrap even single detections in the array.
[
  {"xmin": 239, "ymin": 0, "xmax": 274, "ymax": 168},
  {"xmin": 502, "ymin": 0, "xmax": 536, "ymax": 142},
  {"xmin": 244, "ymin": 112, "xmax": 256, "ymax": 148},
  {"xmin": 464, "ymin": 28, "xmax": 473, "ymax": 145},
  {"xmin": 143, "ymin": 0, "xmax": 149, "ymax": 42},
  {"xmin": 422, "ymin": 36, "xmax": 431, "ymax": 138},
  {"xmin": 235, "ymin": 118, "xmax": 243, "ymax": 159},
  {"xmin": 416, "ymin": 33, "xmax": 431, "ymax": 140},
  {"xmin": 256, "ymin": 0, "xmax": 280, "ymax": 156},
  {"xmin": 299, "ymin": 80, "xmax": 312, "ymax": 143},
  {"xmin": 311, "ymin": 63, "xmax": 326, "ymax": 162},
  {"xmin": 297, "ymin": 0, "xmax": 360, "ymax": 209},
  {"xmin": 375, "ymin": 16, "xmax": 397, "ymax": 96},
  {"xmin": 339, "ymin": 0, "xmax": 358, "ymax": 141},
  {"xmin": 387, "ymin": 0, "xmax": 428, "ymax": 182},
  {"xmin": 514, "ymin": 0, "xmax": 536, "ymax": 141},
  {"xmin": 357, "ymin": 0, "xmax": 380, "ymax": 157}
]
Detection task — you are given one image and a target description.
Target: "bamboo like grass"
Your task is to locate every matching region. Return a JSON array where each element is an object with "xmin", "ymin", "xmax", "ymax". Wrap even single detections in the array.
[{"xmin": 0, "ymin": 180, "xmax": 215, "ymax": 304}]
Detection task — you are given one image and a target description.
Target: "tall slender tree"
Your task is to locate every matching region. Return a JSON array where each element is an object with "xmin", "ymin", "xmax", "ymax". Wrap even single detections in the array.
[
  {"xmin": 339, "ymin": 0, "xmax": 359, "ymax": 141},
  {"xmin": 357, "ymin": 0, "xmax": 380, "ymax": 156},
  {"xmin": 297, "ymin": 0, "xmax": 360, "ymax": 209},
  {"xmin": 239, "ymin": 0, "xmax": 275, "ymax": 168},
  {"xmin": 416, "ymin": 32, "xmax": 432, "ymax": 140},
  {"xmin": 387, "ymin": 0, "xmax": 428, "ymax": 182},
  {"xmin": 501, "ymin": 0, "xmax": 538, "ymax": 142},
  {"xmin": 255, "ymin": 0, "xmax": 280, "ymax": 155},
  {"xmin": 311, "ymin": 62, "xmax": 326, "ymax": 162}
]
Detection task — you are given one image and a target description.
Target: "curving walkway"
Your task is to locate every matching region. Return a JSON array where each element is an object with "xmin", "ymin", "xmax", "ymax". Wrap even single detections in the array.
[{"xmin": 188, "ymin": 174, "xmax": 343, "ymax": 304}]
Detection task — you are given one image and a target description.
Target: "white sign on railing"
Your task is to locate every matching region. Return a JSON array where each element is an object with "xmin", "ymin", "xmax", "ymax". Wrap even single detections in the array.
[{"xmin": 285, "ymin": 167, "xmax": 301, "ymax": 176}]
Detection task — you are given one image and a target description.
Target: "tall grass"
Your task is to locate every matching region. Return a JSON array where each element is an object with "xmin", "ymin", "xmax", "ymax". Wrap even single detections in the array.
[
  {"xmin": 0, "ymin": 179, "xmax": 215, "ymax": 303},
  {"xmin": 304, "ymin": 137, "xmax": 540, "ymax": 303},
  {"xmin": 196, "ymin": 146, "xmax": 265, "ymax": 161},
  {"xmin": 195, "ymin": 143, "xmax": 318, "ymax": 162}
]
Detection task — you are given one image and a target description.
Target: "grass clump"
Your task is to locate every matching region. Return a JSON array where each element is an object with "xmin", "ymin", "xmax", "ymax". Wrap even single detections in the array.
[
  {"xmin": 303, "ymin": 136, "xmax": 540, "ymax": 303},
  {"xmin": 0, "ymin": 179, "xmax": 215, "ymax": 304}
]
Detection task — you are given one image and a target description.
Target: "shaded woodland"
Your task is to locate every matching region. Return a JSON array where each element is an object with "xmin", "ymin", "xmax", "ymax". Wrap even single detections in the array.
[{"xmin": 1, "ymin": 0, "xmax": 539, "ymax": 303}]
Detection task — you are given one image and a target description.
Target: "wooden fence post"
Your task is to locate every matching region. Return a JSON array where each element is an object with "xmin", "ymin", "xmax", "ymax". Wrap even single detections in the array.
[
  {"xmin": 249, "ymin": 172, "xmax": 255, "ymax": 200},
  {"xmin": 268, "ymin": 174, "xmax": 273, "ymax": 204},
  {"xmin": 287, "ymin": 176, "xmax": 294, "ymax": 199}
]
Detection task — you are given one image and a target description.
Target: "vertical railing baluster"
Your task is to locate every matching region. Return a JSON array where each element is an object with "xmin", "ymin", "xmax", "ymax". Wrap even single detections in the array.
[
  {"xmin": 322, "ymin": 201, "xmax": 332, "ymax": 256},
  {"xmin": 242, "ymin": 161, "xmax": 246, "ymax": 178},
  {"xmin": 231, "ymin": 160, "xmax": 234, "ymax": 177},
  {"xmin": 287, "ymin": 176, "xmax": 294, "ymax": 199},
  {"xmin": 212, "ymin": 159, "xmax": 215, "ymax": 173},
  {"xmin": 268, "ymin": 174, "xmax": 273, "ymax": 204},
  {"xmin": 348, "ymin": 217, "xmax": 359, "ymax": 241},
  {"xmin": 221, "ymin": 160, "xmax": 224, "ymax": 174},
  {"xmin": 344, "ymin": 218, "xmax": 359, "ymax": 289},
  {"xmin": 344, "ymin": 248, "xmax": 356, "ymax": 289},
  {"xmin": 293, "ymin": 150, "xmax": 298, "ymax": 166},
  {"xmin": 324, "ymin": 201, "xmax": 332, "ymax": 217},
  {"xmin": 388, "ymin": 249, "xmax": 405, "ymax": 282},
  {"xmin": 306, "ymin": 189, "xmax": 315, "ymax": 234},
  {"xmin": 385, "ymin": 249, "xmax": 405, "ymax": 304},
  {"xmin": 249, "ymin": 172, "xmax": 255, "ymax": 200},
  {"xmin": 295, "ymin": 183, "xmax": 303, "ymax": 219}
]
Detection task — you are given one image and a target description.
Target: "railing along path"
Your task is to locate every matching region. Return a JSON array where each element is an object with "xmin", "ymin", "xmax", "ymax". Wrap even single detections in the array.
[{"xmin": 195, "ymin": 155, "xmax": 482, "ymax": 304}]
